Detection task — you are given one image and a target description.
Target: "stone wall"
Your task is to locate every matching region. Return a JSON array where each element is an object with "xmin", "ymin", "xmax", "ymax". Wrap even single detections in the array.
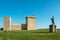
[
  {"xmin": 11, "ymin": 24, "xmax": 21, "ymax": 30},
  {"xmin": 4, "ymin": 16, "xmax": 36, "ymax": 31},
  {"xmin": 21, "ymin": 24, "xmax": 27, "ymax": 30},
  {"xmin": 11, "ymin": 24, "xmax": 26, "ymax": 30}
]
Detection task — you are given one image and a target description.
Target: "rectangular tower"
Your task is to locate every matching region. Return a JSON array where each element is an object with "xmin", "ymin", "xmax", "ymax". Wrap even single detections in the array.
[
  {"xmin": 26, "ymin": 16, "xmax": 36, "ymax": 30},
  {"xmin": 4, "ymin": 16, "xmax": 11, "ymax": 31}
]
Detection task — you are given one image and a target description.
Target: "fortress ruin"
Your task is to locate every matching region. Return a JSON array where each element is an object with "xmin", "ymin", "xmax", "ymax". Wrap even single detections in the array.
[{"xmin": 4, "ymin": 16, "xmax": 36, "ymax": 31}]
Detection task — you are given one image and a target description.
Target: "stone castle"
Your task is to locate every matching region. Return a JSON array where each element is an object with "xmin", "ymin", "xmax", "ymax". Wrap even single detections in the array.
[{"xmin": 4, "ymin": 16, "xmax": 36, "ymax": 31}]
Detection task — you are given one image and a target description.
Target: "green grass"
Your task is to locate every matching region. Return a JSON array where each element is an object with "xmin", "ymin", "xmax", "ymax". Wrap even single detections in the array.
[{"xmin": 0, "ymin": 30, "xmax": 60, "ymax": 40}]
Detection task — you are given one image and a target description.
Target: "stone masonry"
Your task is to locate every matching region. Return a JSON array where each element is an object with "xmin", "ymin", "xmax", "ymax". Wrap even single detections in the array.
[
  {"xmin": 26, "ymin": 16, "xmax": 36, "ymax": 30},
  {"xmin": 4, "ymin": 16, "xmax": 11, "ymax": 31},
  {"xmin": 49, "ymin": 24, "xmax": 56, "ymax": 32},
  {"xmin": 49, "ymin": 16, "xmax": 56, "ymax": 32},
  {"xmin": 4, "ymin": 16, "xmax": 36, "ymax": 31}
]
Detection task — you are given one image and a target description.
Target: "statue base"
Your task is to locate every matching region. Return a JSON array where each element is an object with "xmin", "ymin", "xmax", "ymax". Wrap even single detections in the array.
[{"xmin": 49, "ymin": 24, "xmax": 56, "ymax": 32}]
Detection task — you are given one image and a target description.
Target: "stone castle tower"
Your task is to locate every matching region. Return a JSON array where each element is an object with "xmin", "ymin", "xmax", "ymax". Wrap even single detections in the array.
[
  {"xmin": 4, "ymin": 17, "xmax": 11, "ymax": 31},
  {"xmin": 26, "ymin": 16, "xmax": 36, "ymax": 30},
  {"xmin": 4, "ymin": 16, "xmax": 36, "ymax": 31}
]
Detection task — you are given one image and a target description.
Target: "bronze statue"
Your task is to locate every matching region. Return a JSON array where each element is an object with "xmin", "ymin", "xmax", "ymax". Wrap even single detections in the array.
[{"xmin": 51, "ymin": 16, "xmax": 55, "ymax": 24}]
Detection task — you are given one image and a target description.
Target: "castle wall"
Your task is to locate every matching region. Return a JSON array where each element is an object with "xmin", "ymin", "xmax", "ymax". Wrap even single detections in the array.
[
  {"xmin": 11, "ymin": 24, "xmax": 21, "ymax": 30},
  {"xmin": 11, "ymin": 24, "xmax": 26, "ymax": 30},
  {"xmin": 21, "ymin": 24, "xmax": 27, "ymax": 30},
  {"xmin": 4, "ymin": 16, "xmax": 36, "ymax": 31}
]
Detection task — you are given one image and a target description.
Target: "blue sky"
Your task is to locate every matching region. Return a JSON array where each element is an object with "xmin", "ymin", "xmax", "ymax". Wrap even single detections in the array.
[{"xmin": 0, "ymin": 0, "xmax": 60, "ymax": 29}]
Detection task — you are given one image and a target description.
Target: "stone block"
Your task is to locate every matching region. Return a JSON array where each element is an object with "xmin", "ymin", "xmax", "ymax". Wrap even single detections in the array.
[{"xmin": 49, "ymin": 24, "xmax": 56, "ymax": 32}]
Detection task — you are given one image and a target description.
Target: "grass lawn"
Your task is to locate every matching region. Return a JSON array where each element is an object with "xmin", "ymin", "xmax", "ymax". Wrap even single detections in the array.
[{"xmin": 0, "ymin": 29, "xmax": 60, "ymax": 40}]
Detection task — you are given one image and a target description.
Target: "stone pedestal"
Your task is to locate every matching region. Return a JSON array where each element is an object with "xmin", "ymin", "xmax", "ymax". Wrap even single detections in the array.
[{"xmin": 49, "ymin": 24, "xmax": 56, "ymax": 32}]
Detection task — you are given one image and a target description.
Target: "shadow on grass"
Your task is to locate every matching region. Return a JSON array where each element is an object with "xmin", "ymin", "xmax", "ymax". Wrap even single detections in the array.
[{"xmin": 32, "ymin": 32, "xmax": 51, "ymax": 33}]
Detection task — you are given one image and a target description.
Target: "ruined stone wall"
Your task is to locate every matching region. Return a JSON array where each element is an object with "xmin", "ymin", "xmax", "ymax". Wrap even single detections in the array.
[
  {"xmin": 11, "ymin": 24, "xmax": 26, "ymax": 30},
  {"xmin": 21, "ymin": 24, "xmax": 27, "ymax": 30},
  {"xmin": 11, "ymin": 24, "xmax": 21, "ymax": 30},
  {"xmin": 4, "ymin": 16, "xmax": 36, "ymax": 31}
]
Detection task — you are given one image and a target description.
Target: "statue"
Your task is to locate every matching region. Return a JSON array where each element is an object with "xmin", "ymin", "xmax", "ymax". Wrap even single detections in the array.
[
  {"xmin": 51, "ymin": 16, "xmax": 55, "ymax": 24},
  {"xmin": 49, "ymin": 16, "xmax": 56, "ymax": 32}
]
